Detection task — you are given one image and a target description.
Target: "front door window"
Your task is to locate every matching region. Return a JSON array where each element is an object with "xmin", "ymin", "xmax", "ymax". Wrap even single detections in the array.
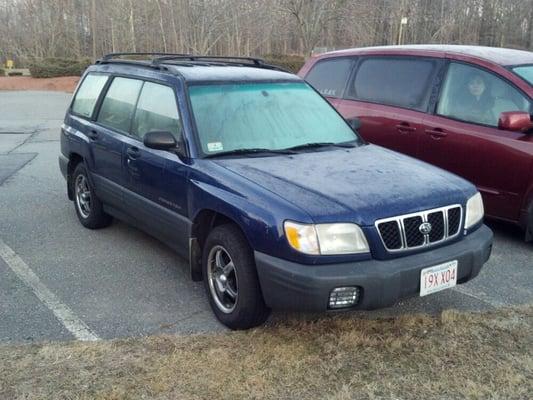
[
  {"xmin": 131, "ymin": 82, "xmax": 182, "ymax": 140},
  {"xmin": 437, "ymin": 63, "xmax": 531, "ymax": 127}
]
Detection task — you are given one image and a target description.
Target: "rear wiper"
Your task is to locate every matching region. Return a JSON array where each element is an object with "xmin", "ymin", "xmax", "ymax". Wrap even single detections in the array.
[
  {"xmin": 203, "ymin": 147, "xmax": 297, "ymax": 158},
  {"xmin": 285, "ymin": 141, "xmax": 357, "ymax": 151}
]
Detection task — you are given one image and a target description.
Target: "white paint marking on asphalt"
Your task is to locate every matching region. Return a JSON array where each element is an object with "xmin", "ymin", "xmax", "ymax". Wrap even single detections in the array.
[
  {"xmin": 0, "ymin": 238, "xmax": 99, "ymax": 341},
  {"xmin": 452, "ymin": 285, "xmax": 506, "ymax": 308}
]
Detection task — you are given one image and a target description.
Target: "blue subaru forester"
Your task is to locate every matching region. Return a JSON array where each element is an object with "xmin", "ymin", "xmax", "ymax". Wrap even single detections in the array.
[{"xmin": 59, "ymin": 54, "xmax": 493, "ymax": 329}]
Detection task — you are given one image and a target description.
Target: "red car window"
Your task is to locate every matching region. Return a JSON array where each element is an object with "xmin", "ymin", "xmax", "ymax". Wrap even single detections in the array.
[{"xmin": 438, "ymin": 63, "xmax": 531, "ymax": 127}]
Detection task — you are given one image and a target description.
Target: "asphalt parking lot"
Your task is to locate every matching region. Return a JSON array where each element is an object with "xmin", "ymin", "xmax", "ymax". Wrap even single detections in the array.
[{"xmin": 0, "ymin": 90, "xmax": 532, "ymax": 344}]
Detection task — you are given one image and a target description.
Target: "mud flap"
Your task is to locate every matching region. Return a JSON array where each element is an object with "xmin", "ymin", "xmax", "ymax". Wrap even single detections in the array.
[
  {"xmin": 67, "ymin": 170, "xmax": 74, "ymax": 200},
  {"xmin": 189, "ymin": 237, "xmax": 203, "ymax": 281}
]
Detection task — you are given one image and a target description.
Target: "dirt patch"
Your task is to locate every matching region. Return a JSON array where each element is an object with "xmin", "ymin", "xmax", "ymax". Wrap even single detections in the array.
[
  {"xmin": 0, "ymin": 76, "xmax": 79, "ymax": 92},
  {"xmin": 0, "ymin": 306, "xmax": 531, "ymax": 400}
]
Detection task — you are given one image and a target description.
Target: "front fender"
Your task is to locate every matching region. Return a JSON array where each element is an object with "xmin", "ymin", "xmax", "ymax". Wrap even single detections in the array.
[{"xmin": 189, "ymin": 180, "xmax": 292, "ymax": 257}]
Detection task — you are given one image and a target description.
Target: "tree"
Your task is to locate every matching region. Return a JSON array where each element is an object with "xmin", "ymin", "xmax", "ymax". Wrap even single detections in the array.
[
  {"xmin": 280, "ymin": 0, "xmax": 343, "ymax": 55},
  {"xmin": 0, "ymin": 0, "xmax": 532, "ymax": 66}
]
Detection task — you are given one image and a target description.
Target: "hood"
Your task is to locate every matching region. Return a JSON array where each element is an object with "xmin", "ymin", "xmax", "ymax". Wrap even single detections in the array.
[{"xmin": 214, "ymin": 144, "xmax": 476, "ymax": 226}]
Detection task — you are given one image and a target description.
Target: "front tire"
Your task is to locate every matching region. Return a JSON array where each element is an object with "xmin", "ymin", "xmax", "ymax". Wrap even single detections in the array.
[
  {"xmin": 72, "ymin": 163, "xmax": 112, "ymax": 229},
  {"xmin": 202, "ymin": 224, "xmax": 270, "ymax": 330}
]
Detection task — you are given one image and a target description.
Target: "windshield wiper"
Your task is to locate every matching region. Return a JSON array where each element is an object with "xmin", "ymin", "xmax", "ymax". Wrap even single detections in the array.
[
  {"xmin": 204, "ymin": 147, "xmax": 297, "ymax": 158},
  {"xmin": 284, "ymin": 141, "xmax": 358, "ymax": 152}
]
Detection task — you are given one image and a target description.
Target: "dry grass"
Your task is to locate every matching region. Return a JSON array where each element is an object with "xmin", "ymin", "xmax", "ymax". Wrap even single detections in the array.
[{"xmin": 1, "ymin": 306, "xmax": 531, "ymax": 400}]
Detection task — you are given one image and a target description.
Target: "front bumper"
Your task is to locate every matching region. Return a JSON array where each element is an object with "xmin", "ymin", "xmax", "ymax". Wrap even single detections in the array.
[{"xmin": 255, "ymin": 225, "xmax": 493, "ymax": 311}]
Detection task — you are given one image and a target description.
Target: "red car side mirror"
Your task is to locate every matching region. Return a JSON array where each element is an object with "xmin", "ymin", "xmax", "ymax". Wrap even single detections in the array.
[{"xmin": 498, "ymin": 111, "xmax": 533, "ymax": 132}]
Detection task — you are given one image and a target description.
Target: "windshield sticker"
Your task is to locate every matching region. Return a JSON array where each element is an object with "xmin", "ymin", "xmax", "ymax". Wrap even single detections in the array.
[{"xmin": 207, "ymin": 142, "xmax": 223, "ymax": 152}]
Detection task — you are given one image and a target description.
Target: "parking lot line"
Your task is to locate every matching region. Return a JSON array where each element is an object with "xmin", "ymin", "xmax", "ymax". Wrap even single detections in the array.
[
  {"xmin": 0, "ymin": 238, "xmax": 99, "ymax": 341},
  {"xmin": 452, "ymin": 284, "xmax": 506, "ymax": 308}
]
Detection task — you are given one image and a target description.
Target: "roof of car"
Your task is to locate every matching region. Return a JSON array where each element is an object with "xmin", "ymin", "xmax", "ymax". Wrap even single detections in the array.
[
  {"xmin": 165, "ymin": 64, "xmax": 301, "ymax": 83},
  {"xmin": 321, "ymin": 45, "xmax": 533, "ymax": 66},
  {"xmin": 92, "ymin": 58, "xmax": 301, "ymax": 83}
]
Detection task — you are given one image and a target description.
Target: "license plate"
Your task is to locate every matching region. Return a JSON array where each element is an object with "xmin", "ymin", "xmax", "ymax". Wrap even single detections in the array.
[{"xmin": 420, "ymin": 260, "xmax": 458, "ymax": 297}]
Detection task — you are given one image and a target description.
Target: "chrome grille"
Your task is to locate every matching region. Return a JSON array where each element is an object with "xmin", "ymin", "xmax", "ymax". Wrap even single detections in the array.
[
  {"xmin": 404, "ymin": 216, "xmax": 424, "ymax": 247},
  {"xmin": 448, "ymin": 207, "xmax": 461, "ymax": 236},
  {"xmin": 377, "ymin": 221, "xmax": 402, "ymax": 250},
  {"xmin": 376, "ymin": 205, "xmax": 463, "ymax": 252},
  {"xmin": 427, "ymin": 211, "xmax": 445, "ymax": 243}
]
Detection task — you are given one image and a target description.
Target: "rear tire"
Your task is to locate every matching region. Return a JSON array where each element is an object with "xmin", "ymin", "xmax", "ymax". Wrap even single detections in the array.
[
  {"xmin": 202, "ymin": 224, "xmax": 270, "ymax": 330},
  {"xmin": 72, "ymin": 163, "xmax": 112, "ymax": 229}
]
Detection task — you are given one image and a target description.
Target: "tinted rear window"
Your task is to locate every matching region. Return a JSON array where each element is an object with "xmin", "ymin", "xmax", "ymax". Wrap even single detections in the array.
[
  {"xmin": 305, "ymin": 58, "xmax": 353, "ymax": 98},
  {"xmin": 71, "ymin": 74, "xmax": 108, "ymax": 118},
  {"xmin": 348, "ymin": 57, "xmax": 436, "ymax": 111},
  {"xmin": 97, "ymin": 77, "xmax": 143, "ymax": 133}
]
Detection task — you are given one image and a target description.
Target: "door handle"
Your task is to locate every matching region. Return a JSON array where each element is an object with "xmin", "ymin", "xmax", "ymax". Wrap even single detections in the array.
[
  {"xmin": 396, "ymin": 122, "xmax": 416, "ymax": 134},
  {"xmin": 126, "ymin": 146, "xmax": 141, "ymax": 159},
  {"xmin": 88, "ymin": 130, "xmax": 99, "ymax": 140},
  {"xmin": 425, "ymin": 128, "xmax": 448, "ymax": 139}
]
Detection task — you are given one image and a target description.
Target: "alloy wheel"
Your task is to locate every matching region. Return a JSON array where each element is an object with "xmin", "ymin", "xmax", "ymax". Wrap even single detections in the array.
[
  {"xmin": 207, "ymin": 245, "xmax": 239, "ymax": 313},
  {"xmin": 75, "ymin": 174, "xmax": 91, "ymax": 219}
]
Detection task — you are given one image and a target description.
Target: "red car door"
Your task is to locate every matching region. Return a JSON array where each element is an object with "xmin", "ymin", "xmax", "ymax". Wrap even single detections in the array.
[
  {"xmin": 336, "ymin": 101, "xmax": 425, "ymax": 158},
  {"xmin": 335, "ymin": 56, "xmax": 441, "ymax": 158},
  {"xmin": 418, "ymin": 61, "xmax": 533, "ymax": 222}
]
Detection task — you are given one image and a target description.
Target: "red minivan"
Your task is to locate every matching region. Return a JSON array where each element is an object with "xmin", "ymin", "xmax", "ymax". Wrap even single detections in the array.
[{"xmin": 299, "ymin": 45, "xmax": 533, "ymax": 241}]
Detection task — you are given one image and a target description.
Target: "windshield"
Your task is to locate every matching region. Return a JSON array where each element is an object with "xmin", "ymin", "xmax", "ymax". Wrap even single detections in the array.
[
  {"xmin": 512, "ymin": 65, "xmax": 533, "ymax": 86},
  {"xmin": 188, "ymin": 82, "xmax": 359, "ymax": 156}
]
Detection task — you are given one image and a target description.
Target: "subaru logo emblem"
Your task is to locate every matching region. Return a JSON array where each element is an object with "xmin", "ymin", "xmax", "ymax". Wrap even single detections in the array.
[{"xmin": 419, "ymin": 222, "xmax": 432, "ymax": 235}]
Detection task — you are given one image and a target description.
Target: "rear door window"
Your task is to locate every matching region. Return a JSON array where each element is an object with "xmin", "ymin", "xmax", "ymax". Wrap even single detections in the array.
[
  {"xmin": 131, "ymin": 82, "xmax": 182, "ymax": 140},
  {"xmin": 71, "ymin": 73, "xmax": 109, "ymax": 118},
  {"xmin": 347, "ymin": 57, "xmax": 437, "ymax": 111},
  {"xmin": 305, "ymin": 57, "xmax": 353, "ymax": 98},
  {"xmin": 96, "ymin": 77, "xmax": 143, "ymax": 133}
]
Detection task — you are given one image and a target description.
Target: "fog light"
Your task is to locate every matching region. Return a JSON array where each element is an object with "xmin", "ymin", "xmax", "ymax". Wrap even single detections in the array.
[{"xmin": 328, "ymin": 287, "xmax": 360, "ymax": 309}]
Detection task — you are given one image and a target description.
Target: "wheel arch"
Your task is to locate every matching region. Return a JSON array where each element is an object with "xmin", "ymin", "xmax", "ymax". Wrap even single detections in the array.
[{"xmin": 189, "ymin": 209, "xmax": 251, "ymax": 282}]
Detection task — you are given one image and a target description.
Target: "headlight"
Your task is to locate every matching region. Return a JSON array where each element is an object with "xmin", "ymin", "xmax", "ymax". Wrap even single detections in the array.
[
  {"xmin": 284, "ymin": 221, "xmax": 369, "ymax": 255},
  {"xmin": 284, "ymin": 221, "xmax": 319, "ymax": 255},
  {"xmin": 464, "ymin": 192, "xmax": 484, "ymax": 229}
]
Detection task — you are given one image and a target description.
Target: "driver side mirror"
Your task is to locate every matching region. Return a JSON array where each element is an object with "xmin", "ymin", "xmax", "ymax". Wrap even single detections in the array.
[
  {"xmin": 143, "ymin": 130, "xmax": 179, "ymax": 151},
  {"xmin": 498, "ymin": 111, "xmax": 533, "ymax": 132}
]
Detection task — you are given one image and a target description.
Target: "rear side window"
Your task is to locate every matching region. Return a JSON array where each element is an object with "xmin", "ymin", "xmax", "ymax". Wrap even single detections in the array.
[
  {"xmin": 305, "ymin": 58, "xmax": 353, "ymax": 98},
  {"xmin": 71, "ymin": 74, "xmax": 108, "ymax": 118},
  {"xmin": 97, "ymin": 77, "xmax": 143, "ymax": 133},
  {"xmin": 131, "ymin": 82, "xmax": 182, "ymax": 139},
  {"xmin": 348, "ymin": 57, "xmax": 436, "ymax": 111}
]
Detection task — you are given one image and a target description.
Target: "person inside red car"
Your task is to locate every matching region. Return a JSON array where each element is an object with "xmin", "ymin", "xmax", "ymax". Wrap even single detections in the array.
[{"xmin": 453, "ymin": 73, "xmax": 495, "ymax": 125}]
